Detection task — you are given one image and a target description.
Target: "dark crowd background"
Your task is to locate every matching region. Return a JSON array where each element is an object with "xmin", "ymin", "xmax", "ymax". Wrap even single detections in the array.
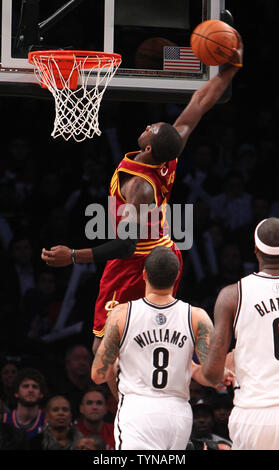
[{"xmin": 0, "ymin": 0, "xmax": 277, "ymax": 450}]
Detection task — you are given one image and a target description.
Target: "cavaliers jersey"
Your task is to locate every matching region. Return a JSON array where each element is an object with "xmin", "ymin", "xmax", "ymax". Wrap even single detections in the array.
[
  {"xmin": 117, "ymin": 297, "xmax": 195, "ymax": 400},
  {"xmin": 109, "ymin": 152, "xmax": 177, "ymax": 255},
  {"xmin": 233, "ymin": 272, "xmax": 279, "ymax": 408}
]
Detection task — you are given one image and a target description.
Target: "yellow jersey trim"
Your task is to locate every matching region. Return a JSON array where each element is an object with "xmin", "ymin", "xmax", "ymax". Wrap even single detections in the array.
[
  {"xmin": 93, "ymin": 328, "xmax": 105, "ymax": 338},
  {"xmin": 135, "ymin": 236, "xmax": 174, "ymax": 254},
  {"xmin": 124, "ymin": 152, "xmax": 166, "ymax": 169}
]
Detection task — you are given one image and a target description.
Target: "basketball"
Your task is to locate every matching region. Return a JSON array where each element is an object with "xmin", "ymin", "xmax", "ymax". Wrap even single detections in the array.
[{"xmin": 190, "ymin": 20, "xmax": 238, "ymax": 66}]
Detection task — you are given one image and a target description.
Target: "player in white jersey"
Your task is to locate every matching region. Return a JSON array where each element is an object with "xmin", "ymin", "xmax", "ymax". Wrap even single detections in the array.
[
  {"xmin": 91, "ymin": 246, "xmax": 233, "ymax": 450},
  {"xmin": 202, "ymin": 217, "xmax": 279, "ymax": 450}
]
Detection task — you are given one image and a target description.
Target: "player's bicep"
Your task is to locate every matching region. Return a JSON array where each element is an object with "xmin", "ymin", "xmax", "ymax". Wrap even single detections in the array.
[
  {"xmin": 192, "ymin": 308, "xmax": 214, "ymax": 365},
  {"xmin": 213, "ymin": 284, "xmax": 236, "ymax": 349},
  {"xmin": 201, "ymin": 285, "xmax": 236, "ymax": 384},
  {"xmin": 205, "ymin": 285, "xmax": 236, "ymax": 367},
  {"xmin": 122, "ymin": 177, "xmax": 155, "ymax": 224}
]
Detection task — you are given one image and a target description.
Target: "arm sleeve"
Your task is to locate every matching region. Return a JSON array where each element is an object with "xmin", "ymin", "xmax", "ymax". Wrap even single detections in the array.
[
  {"xmin": 92, "ymin": 237, "xmax": 138, "ymax": 264},
  {"xmin": 91, "ymin": 223, "xmax": 140, "ymax": 263}
]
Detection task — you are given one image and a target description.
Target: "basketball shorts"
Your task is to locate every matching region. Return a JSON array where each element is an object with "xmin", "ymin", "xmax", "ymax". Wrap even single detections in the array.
[
  {"xmin": 229, "ymin": 405, "xmax": 279, "ymax": 450},
  {"xmin": 114, "ymin": 394, "xmax": 192, "ymax": 450},
  {"xmin": 93, "ymin": 242, "xmax": 182, "ymax": 337}
]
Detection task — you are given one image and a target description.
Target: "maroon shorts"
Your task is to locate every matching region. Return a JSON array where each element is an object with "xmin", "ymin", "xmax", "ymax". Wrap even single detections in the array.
[{"xmin": 93, "ymin": 242, "xmax": 182, "ymax": 337}]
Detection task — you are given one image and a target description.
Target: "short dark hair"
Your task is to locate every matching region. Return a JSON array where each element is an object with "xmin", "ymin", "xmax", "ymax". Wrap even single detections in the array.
[
  {"xmin": 13, "ymin": 368, "xmax": 48, "ymax": 396},
  {"xmin": 150, "ymin": 123, "xmax": 183, "ymax": 163},
  {"xmin": 81, "ymin": 384, "xmax": 108, "ymax": 403},
  {"xmin": 257, "ymin": 217, "xmax": 279, "ymax": 264},
  {"xmin": 46, "ymin": 395, "xmax": 71, "ymax": 413},
  {"xmin": 144, "ymin": 246, "xmax": 180, "ymax": 289}
]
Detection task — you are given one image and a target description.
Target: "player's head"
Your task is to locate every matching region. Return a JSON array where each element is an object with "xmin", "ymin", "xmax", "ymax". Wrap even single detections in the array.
[
  {"xmin": 144, "ymin": 246, "xmax": 180, "ymax": 289},
  {"xmin": 138, "ymin": 122, "xmax": 183, "ymax": 163},
  {"xmin": 254, "ymin": 217, "xmax": 279, "ymax": 265}
]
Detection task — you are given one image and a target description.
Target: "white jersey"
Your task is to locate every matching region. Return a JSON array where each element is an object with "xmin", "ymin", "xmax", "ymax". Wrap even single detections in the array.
[
  {"xmin": 233, "ymin": 272, "xmax": 279, "ymax": 408},
  {"xmin": 117, "ymin": 297, "xmax": 195, "ymax": 401}
]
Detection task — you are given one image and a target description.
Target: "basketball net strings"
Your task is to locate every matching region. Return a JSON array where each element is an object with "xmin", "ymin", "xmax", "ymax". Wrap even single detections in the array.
[{"xmin": 33, "ymin": 55, "xmax": 120, "ymax": 142}]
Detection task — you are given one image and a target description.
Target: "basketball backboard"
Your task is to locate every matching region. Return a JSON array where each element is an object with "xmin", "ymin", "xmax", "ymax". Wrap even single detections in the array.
[{"xmin": 0, "ymin": 0, "xmax": 232, "ymax": 103}]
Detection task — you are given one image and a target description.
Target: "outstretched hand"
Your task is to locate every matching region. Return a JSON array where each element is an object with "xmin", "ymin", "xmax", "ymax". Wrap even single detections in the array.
[
  {"xmin": 229, "ymin": 30, "xmax": 243, "ymax": 67},
  {"xmin": 41, "ymin": 245, "xmax": 72, "ymax": 267}
]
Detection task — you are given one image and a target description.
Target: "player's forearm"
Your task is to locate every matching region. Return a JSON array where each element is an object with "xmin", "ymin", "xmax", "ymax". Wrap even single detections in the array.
[
  {"xmin": 91, "ymin": 362, "xmax": 114, "ymax": 384},
  {"xmin": 202, "ymin": 350, "xmax": 226, "ymax": 386},
  {"xmin": 74, "ymin": 248, "xmax": 94, "ymax": 263},
  {"xmin": 91, "ymin": 351, "xmax": 115, "ymax": 384},
  {"xmin": 106, "ymin": 362, "xmax": 119, "ymax": 402},
  {"xmin": 75, "ymin": 238, "xmax": 138, "ymax": 263},
  {"xmin": 192, "ymin": 361, "xmax": 214, "ymax": 387},
  {"xmin": 41, "ymin": 237, "xmax": 137, "ymax": 267},
  {"xmin": 197, "ymin": 64, "xmax": 239, "ymax": 113},
  {"xmin": 176, "ymin": 63, "xmax": 239, "ymax": 127},
  {"xmin": 173, "ymin": 64, "xmax": 240, "ymax": 143}
]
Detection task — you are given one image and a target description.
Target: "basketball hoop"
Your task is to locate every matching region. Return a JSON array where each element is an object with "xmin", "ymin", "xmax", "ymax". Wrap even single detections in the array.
[{"xmin": 28, "ymin": 50, "xmax": 122, "ymax": 142}]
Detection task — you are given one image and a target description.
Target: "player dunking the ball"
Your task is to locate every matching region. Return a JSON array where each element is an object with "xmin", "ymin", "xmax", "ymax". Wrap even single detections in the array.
[{"xmin": 41, "ymin": 33, "xmax": 243, "ymax": 355}]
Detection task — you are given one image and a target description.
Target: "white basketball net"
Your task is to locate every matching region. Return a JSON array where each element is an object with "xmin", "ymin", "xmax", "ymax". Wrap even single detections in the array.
[{"xmin": 31, "ymin": 53, "xmax": 121, "ymax": 142}]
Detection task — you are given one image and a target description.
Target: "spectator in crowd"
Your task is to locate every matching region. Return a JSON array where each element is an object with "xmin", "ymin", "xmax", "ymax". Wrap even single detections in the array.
[
  {"xmin": 0, "ymin": 397, "xmax": 29, "ymax": 450},
  {"xmin": 182, "ymin": 141, "xmax": 222, "ymax": 204},
  {"xmin": 234, "ymin": 143, "xmax": 259, "ymax": 194},
  {"xmin": 190, "ymin": 403, "xmax": 232, "ymax": 447},
  {"xmin": 54, "ymin": 344, "xmax": 93, "ymax": 420},
  {"xmin": 230, "ymin": 194, "xmax": 272, "ymax": 268},
  {"xmin": 0, "ymin": 234, "xmax": 42, "ymax": 351},
  {"xmin": 209, "ymin": 172, "xmax": 253, "ymax": 231},
  {"xmin": 191, "ymin": 242, "xmax": 245, "ymax": 320},
  {"xmin": 0, "ymin": 179, "xmax": 22, "ymax": 248},
  {"xmin": 74, "ymin": 385, "xmax": 115, "ymax": 450},
  {"xmin": 29, "ymin": 395, "xmax": 82, "ymax": 450},
  {"xmin": 64, "ymin": 154, "xmax": 110, "ymax": 248},
  {"xmin": 210, "ymin": 397, "xmax": 233, "ymax": 442},
  {"xmin": 2, "ymin": 235, "xmax": 37, "ymax": 301},
  {"xmin": 2, "ymin": 368, "xmax": 47, "ymax": 439},
  {"xmin": 75, "ymin": 433, "xmax": 106, "ymax": 450},
  {"xmin": 40, "ymin": 205, "xmax": 72, "ymax": 247},
  {"xmin": 21, "ymin": 269, "xmax": 62, "ymax": 340},
  {"xmin": 189, "ymin": 378, "xmax": 215, "ymax": 408},
  {"xmin": 187, "ymin": 437, "xmax": 232, "ymax": 450},
  {"xmin": 0, "ymin": 359, "xmax": 19, "ymax": 411}
]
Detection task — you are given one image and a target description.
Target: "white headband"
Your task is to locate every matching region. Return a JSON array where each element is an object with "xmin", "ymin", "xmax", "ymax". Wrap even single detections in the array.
[{"xmin": 254, "ymin": 219, "xmax": 279, "ymax": 255}]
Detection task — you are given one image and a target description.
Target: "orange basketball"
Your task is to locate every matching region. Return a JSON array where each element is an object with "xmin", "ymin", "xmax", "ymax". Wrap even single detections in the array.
[{"xmin": 190, "ymin": 20, "xmax": 238, "ymax": 66}]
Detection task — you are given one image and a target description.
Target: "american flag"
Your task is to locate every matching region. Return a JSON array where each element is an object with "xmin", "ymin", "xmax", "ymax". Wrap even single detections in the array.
[{"xmin": 163, "ymin": 46, "xmax": 201, "ymax": 72}]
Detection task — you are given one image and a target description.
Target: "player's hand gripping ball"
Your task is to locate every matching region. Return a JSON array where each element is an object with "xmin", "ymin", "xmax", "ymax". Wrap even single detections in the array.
[{"xmin": 191, "ymin": 19, "xmax": 239, "ymax": 66}]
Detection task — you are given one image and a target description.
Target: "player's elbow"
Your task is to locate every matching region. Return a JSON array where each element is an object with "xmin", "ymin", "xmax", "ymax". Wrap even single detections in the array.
[{"xmin": 91, "ymin": 369, "xmax": 105, "ymax": 384}]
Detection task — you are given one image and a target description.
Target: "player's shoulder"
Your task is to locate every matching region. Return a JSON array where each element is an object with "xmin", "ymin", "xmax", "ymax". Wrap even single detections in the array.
[
  {"xmin": 106, "ymin": 302, "xmax": 129, "ymax": 333},
  {"xmin": 191, "ymin": 305, "xmax": 209, "ymax": 318},
  {"xmin": 217, "ymin": 282, "xmax": 238, "ymax": 301},
  {"xmin": 191, "ymin": 305, "xmax": 212, "ymax": 327},
  {"xmin": 214, "ymin": 282, "xmax": 239, "ymax": 316},
  {"xmin": 109, "ymin": 302, "xmax": 129, "ymax": 317}
]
